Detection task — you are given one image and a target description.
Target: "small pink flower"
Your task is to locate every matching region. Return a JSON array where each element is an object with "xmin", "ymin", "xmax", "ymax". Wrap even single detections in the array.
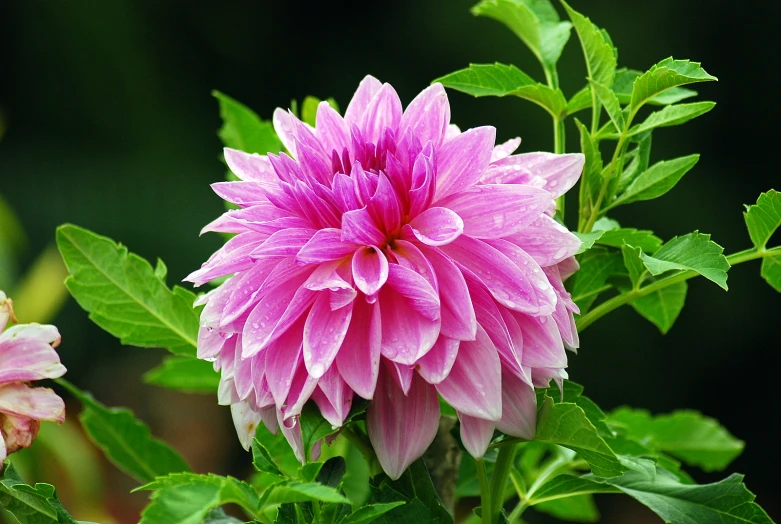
[
  {"xmin": 0, "ymin": 291, "xmax": 67, "ymax": 464},
  {"xmin": 188, "ymin": 77, "xmax": 583, "ymax": 478}
]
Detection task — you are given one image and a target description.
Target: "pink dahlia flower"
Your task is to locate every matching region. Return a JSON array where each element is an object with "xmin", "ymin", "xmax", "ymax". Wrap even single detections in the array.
[
  {"xmin": 188, "ymin": 76, "xmax": 583, "ymax": 478},
  {"xmin": 0, "ymin": 291, "xmax": 67, "ymax": 464}
]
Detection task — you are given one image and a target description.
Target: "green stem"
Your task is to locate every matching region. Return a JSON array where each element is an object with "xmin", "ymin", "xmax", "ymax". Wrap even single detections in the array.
[
  {"xmin": 553, "ymin": 115, "xmax": 566, "ymax": 218},
  {"xmin": 476, "ymin": 459, "xmax": 492, "ymax": 524},
  {"xmin": 506, "ymin": 451, "xmax": 572, "ymax": 523},
  {"xmin": 576, "ymin": 246, "xmax": 779, "ymax": 331},
  {"xmin": 312, "ymin": 501, "xmax": 323, "ymax": 523},
  {"xmin": 489, "ymin": 443, "xmax": 518, "ymax": 523}
]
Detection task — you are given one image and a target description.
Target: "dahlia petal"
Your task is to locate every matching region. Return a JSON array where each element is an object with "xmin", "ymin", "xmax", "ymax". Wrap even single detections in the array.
[
  {"xmin": 316, "ymin": 101, "xmax": 351, "ymax": 159},
  {"xmin": 360, "ymin": 83, "xmax": 403, "ymax": 144},
  {"xmin": 303, "ymin": 293, "xmax": 354, "ymax": 378},
  {"xmin": 264, "ymin": 320, "xmax": 304, "ymax": 408},
  {"xmin": 399, "ymin": 83, "xmax": 450, "ymax": 147},
  {"xmin": 231, "ymin": 400, "xmax": 266, "ymax": 451},
  {"xmin": 408, "ymin": 152, "xmax": 436, "ymax": 218},
  {"xmin": 438, "ymin": 185, "xmax": 552, "ymax": 239},
  {"xmin": 515, "ymin": 314, "xmax": 567, "ymax": 369},
  {"xmin": 341, "ymin": 207, "xmax": 386, "ymax": 246},
  {"xmin": 436, "ymin": 325, "xmax": 502, "ymax": 420},
  {"xmin": 224, "ymin": 148, "xmax": 280, "ymax": 186},
  {"xmin": 297, "ymin": 229, "xmax": 358, "ymax": 264},
  {"xmin": 434, "ymin": 126, "xmax": 496, "ymax": 201},
  {"xmin": 558, "ymin": 256, "xmax": 580, "ymax": 281},
  {"xmin": 379, "ymin": 286, "xmax": 439, "ymax": 365},
  {"xmin": 386, "ymin": 360, "xmax": 414, "ymax": 395},
  {"xmin": 505, "ymin": 215, "xmax": 582, "ymax": 267},
  {"xmin": 367, "ymin": 371, "xmax": 440, "ymax": 480},
  {"xmin": 185, "ymin": 232, "xmax": 263, "ymax": 286},
  {"xmin": 495, "ymin": 367, "xmax": 537, "ymax": 440},
  {"xmin": 249, "ymin": 228, "xmax": 316, "ymax": 259},
  {"xmin": 444, "ymin": 123, "xmax": 461, "ymax": 141},
  {"xmin": 0, "ymin": 292, "xmax": 13, "ymax": 333},
  {"xmin": 420, "ymin": 247, "xmax": 476, "ymax": 341},
  {"xmin": 532, "ymin": 367, "xmax": 569, "ymax": 389},
  {"xmin": 0, "ymin": 383, "xmax": 65, "ymax": 422},
  {"xmin": 211, "ymin": 181, "xmax": 269, "ymax": 208},
  {"xmin": 440, "ymin": 236, "xmax": 556, "ymax": 316},
  {"xmin": 278, "ymin": 411, "xmax": 306, "ymax": 463},
  {"xmin": 491, "ymin": 137, "xmax": 521, "ymax": 162},
  {"xmin": 0, "ymin": 434, "xmax": 6, "ymax": 463},
  {"xmin": 344, "ymin": 75, "xmax": 383, "ymax": 125},
  {"xmin": 333, "ymin": 173, "xmax": 361, "ymax": 211},
  {"xmin": 544, "ymin": 265, "xmax": 580, "ymax": 350},
  {"xmin": 459, "ymin": 413, "xmax": 495, "ymax": 458},
  {"xmin": 273, "ymin": 108, "xmax": 303, "ymax": 157},
  {"xmin": 233, "ymin": 348, "xmax": 256, "ymax": 401},
  {"xmin": 252, "ymin": 360, "xmax": 275, "ymax": 408},
  {"xmin": 312, "ymin": 365, "xmax": 353, "ymax": 427},
  {"xmin": 367, "ymin": 173, "xmax": 402, "ymax": 232},
  {"xmin": 352, "ymin": 246, "xmax": 389, "ymax": 296},
  {"xmin": 198, "ymin": 328, "xmax": 232, "ymax": 361},
  {"xmin": 296, "ymin": 142, "xmax": 332, "ymax": 186},
  {"xmin": 0, "ymin": 323, "xmax": 60, "ymax": 346},
  {"xmin": 221, "ymin": 258, "xmax": 282, "ymax": 326},
  {"xmin": 303, "ymin": 261, "xmax": 353, "ymax": 292},
  {"xmin": 416, "ymin": 336, "xmax": 459, "ymax": 385},
  {"xmin": 282, "ymin": 359, "xmax": 319, "ymax": 420},
  {"xmin": 390, "ymin": 240, "xmax": 438, "ymax": 291},
  {"xmin": 336, "ymin": 298, "xmax": 381, "ymax": 399},
  {"xmin": 498, "ymin": 308, "xmax": 533, "ymax": 386},
  {"xmin": 2, "ymin": 414, "xmax": 40, "ymax": 456},
  {"xmin": 484, "ymin": 153, "xmax": 584, "ymax": 198},
  {"xmin": 386, "ymin": 264, "xmax": 440, "ymax": 321},
  {"xmin": 407, "ymin": 207, "xmax": 464, "ymax": 246}
]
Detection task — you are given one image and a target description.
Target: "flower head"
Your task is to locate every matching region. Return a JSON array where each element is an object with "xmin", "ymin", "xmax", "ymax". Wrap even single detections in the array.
[
  {"xmin": 0, "ymin": 291, "xmax": 67, "ymax": 464},
  {"xmin": 188, "ymin": 77, "xmax": 583, "ymax": 478}
]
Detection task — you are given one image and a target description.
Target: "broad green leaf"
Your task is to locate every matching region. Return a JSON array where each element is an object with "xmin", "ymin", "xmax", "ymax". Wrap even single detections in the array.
[
  {"xmin": 618, "ymin": 131, "xmax": 652, "ymax": 194},
  {"xmin": 262, "ymin": 481, "xmax": 350, "ymax": 505},
  {"xmin": 631, "ymin": 280, "xmax": 688, "ymax": 334},
  {"xmin": 534, "ymin": 494, "xmax": 600, "ymax": 522},
  {"xmin": 630, "ymin": 58, "xmax": 717, "ymax": 111},
  {"xmin": 761, "ymin": 254, "xmax": 781, "ymax": 292},
  {"xmin": 592, "ymin": 457, "xmax": 772, "ymax": 524},
  {"xmin": 592, "ymin": 218, "xmax": 663, "ymax": 253},
  {"xmin": 255, "ymin": 424, "xmax": 302, "ymax": 478},
  {"xmin": 203, "ymin": 508, "xmax": 243, "ymax": 524},
  {"xmin": 299, "ymin": 403, "xmax": 336, "ymax": 462},
  {"xmin": 535, "ymin": 397, "xmax": 626, "ymax": 478},
  {"xmin": 57, "ymin": 225, "xmax": 200, "ymax": 356},
  {"xmin": 628, "ymin": 101, "xmax": 715, "ymax": 137},
  {"xmin": 744, "ymin": 189, "xmax": 781, "ymax": 249},
  {"xmin": 610, "ymin": 154, "xmax": 700, "ymax": 208},
  {"xmin": 531, "ymin": 474, "xmax": 619, "ymax": 504},
  {"xmin": 608, "ymin": 408, "xmax": 745, "ymax": 472},
  {"xmin": 315, "ymin": 457, "xmax": 346, "ymax": 489},
  {"xmin": 370, "ymin": 460, "xmax": 453, "ymax": 524},
  {"xmin": 639, "ymin": 232, "xmax": 729, "ymax": 290},
  {"xmin": 567, "ymin": 86, "xmax": 592, "ymax": 115},
  {"xmin": 0, "ymin": 463, "xmax": 61, "ymax": 524},
  {"xmin": 613, "ymin": 68, "xmax": 697, "ymax": 106},
  {"xmin": 434, "ymin": 63, "xmax": 567, "ymax": 117},
  {"xmin": 340, "ymin": 502, "xmax": 407, "ymax": 524},
  {"xmin": 537, "ymin": 381, "xmax": 612, "ymax": 438},
  {"xmin": 471, "ymin": 0, "xmax": 572, "ymax": 69},
  {"xmin": 143, "ymin": 356, "xmax": 220, "ymax": 393},
  {"xmin": 562, "ymin": 1, "xmax": 616, "ymax": 86},
  {"xmin": 589, "ymin": 80, "xmax": 624, "ymax": 131},
  {"xmin": 213, "ymin": 90, "xmax": 283, "ymax": 155},
  {"xmin": 621, "ymin": 244, "xmax": 646, "ymax": 287},
  {"xmin": 252, "ymin": 438, "xmax": 285, "ymax": 477},
  {"xmin": 572, "ymin": 230, "xmax": 603, "ymax": 254},
  {"xmin": 58, "ymin": 380, "xmax": 190, "ymax": 484},
  {"xmin": 570, "ymin": 247, "xmax": 625, "ymax": 312}
]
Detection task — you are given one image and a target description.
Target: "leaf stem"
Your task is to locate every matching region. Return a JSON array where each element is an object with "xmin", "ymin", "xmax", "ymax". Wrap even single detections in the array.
[
  {"xmin": 576, "ymin": 246, "xmax": 779, "ymax": 331},
  {"xmin": 489, "ymin": 443, "xmax": 518, "ymax": 523},
  {"xmin": 476, "ymin": 459, "xmax": 492, "ymax": 524}
]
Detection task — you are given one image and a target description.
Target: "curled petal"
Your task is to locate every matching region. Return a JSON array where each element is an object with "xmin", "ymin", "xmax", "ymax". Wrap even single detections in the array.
[
  {"xmin": 352, "ymin": 246, "xmax": 389, "ymax": 296},
  {"xmin": 297, "ymin": 229, "xmax": 358, "ymax": 264},
  {"xmin": 0, "ymin": 383, "xmax": 65, "ymax": 422},
  {"xmin": 407, "ymin": 207, "xmax": 464, "ymax": 246},
  {"xmin": 312, "ymin": 365, "xmax": 353, "ymax": 427},
  {"xmin": 386, "ymin": 264, "xmax": 440, "ymax": 321}
]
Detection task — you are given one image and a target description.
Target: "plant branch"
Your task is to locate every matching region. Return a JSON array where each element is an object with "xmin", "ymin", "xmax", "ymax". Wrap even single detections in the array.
[
  {"xmin": 477, "ymin": 459, "xmax": 492, "ymax": 524},
  {"xmin": 489, "ymin": 443, "xmax": 518, "ymax": 523}
]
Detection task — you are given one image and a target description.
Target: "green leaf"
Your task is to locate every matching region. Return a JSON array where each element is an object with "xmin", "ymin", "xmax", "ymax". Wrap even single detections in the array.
[
  {"xmin": 761, "ymin": 254, "xmax": 781, "ymax": 292},
  {"xmin": 630, "ymin": 58, "xmax": 717, "ymax": 111},
  {"xmin": 572, "ymin": 231, "xmax": 604, "ymax": 254},
  {"xmin": 562, "ymin": 1, "xmax": 616, "ymax": 86},
  {"xmin": 531, "ymin": 474, "xmax": 619, "ymax": 504},
  {"xmin": 56, "ymin": 224, "xmax": 200, "ymax": 356},
  {"xmin": 315, "ymin": 457, "xmax": 346, "ymax": 489},
  {"xmin": 575, "ymin": 119, "xmax": 604, "ymax": 223},
  {"xmin": 589, "ymin": 80, "xmax": 624, "ymax": 131},
  {"xmin": 538, "ymin": 381, "xmax": 612, "ymax": 438},
  {"xmin": 262, "ymin": 481, "xmax": 350, "ymax": 505},
  {"xmin": 213, "ymin": 90, "xmax": 283, "ymax": 154},
  {"xmin": 534, "ymin": 397, "xmax": 626, "ymax": 478},
  {"xmin": 340, "ymin": 502, "xmax": 407, "ymax": 524},
  {"xmin": 639, "ymin": 232, "xmax": 730, "ymax": 290},
  {"xmin": 143, "ymin": 356, "xmax": 220, "ymax": 393},
  {"xmin": 612, "ymin": 68, "xmax": 697, "ymax": 106},
  {"xmin": 252, "ymin": 438, "xmax": 285, "ymax": 477},
  {"xmin": 298, "ymin": 403, "xmax": 336, "ymax": 463},
  {"xmin": 744, "ymin": 190, "xmax": 781, "ymax": 249},
  {"xmin": 534, "ymin": 494, "xmax": 600, "ymax": 523},
  {"xmin": 58, "ymin": 379, "xmax": 190, "ymax": 484},
  {"xmin": 567, "ymin": 86, "xmax": 592, "ymax": 115},
  {"xmin": 618, "ymin": 130, "xmax": 652, "ymax": 194},
  {"xmin": 434, "ymin": 63, "xmax": 567, "ymax": 117},
  {"xmin": 471, "ymin": 0, "xmax": 572, "ymax": 69},
  {"xmin": 370, "ymin": 460, "xmax": 453, "ymax": 524},
  {"xmin": 631, "ymin": 280, "xmax": 688, "ymax": 334},
  {"xmin": 0, "ymin": 463, "xmax": 71, "ymax": 524},
  {"xmin": 621, "ymin": 244, "xmax": 646, "ymax": 287},
  {"xmin": 300, "ymin": 96, "xmax": 321, "ymax": 127},
  {"xmin": 608, "ymin": 408, "xmax": 745, "ymax": 472},
  {"xmin": 628, "ymin": 101, "xmax": 715, "ymax": 137},
  {"xmin": 610, "ymin": 154, "xmax": 700, "ymax": 208},
  {"xmin": 592, "ymin": 218, "xmax": 663, "ymax": 253},
  {"xmin": 592, "ymin": 457, "xmax": 772, "ymax": 524},
  {"xmin": 570, "ymin": 247, "xmax": 625, "ymax": 312}
]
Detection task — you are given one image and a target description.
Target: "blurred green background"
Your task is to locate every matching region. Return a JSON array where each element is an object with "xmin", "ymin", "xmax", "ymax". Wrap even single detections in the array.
[{"xmin": 1, "ymin": 0, "xmax": 778, "ymax": 522}]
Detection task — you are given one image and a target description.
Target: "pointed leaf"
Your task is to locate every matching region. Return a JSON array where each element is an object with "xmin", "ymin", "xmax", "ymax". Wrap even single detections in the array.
[
  {"xmin": 640, "ymin": 232, "xmax": 729, "ymax": 290},
  {"xmin": 567, "ymin": 86, "xmax": 592, "ymax": 116},
  {"xmin": 213, "ymin": 90, "xmax": 283, "ymax": 154},
  {"xmin": 562, "ymin": 1, "xmax": 616, "ymax": 86},
  {"xmin": 589, "ymin": 80, "xmax": 624, "ymax": 130},
  {"xmin": 340, "ymin": 503, "xmax": 407, "ymax": 524},
  {"xmin": 143, "ymin": 356, "xmax": 220, "ymax": 393},
  {"xmin": 252, "ymin": 438, "xmax": 285, "ymax": 477},
  {"xmin": 631, "ymin": 280, "xmax": 688, "ymax": 334},
  {"xmin": 611, "ymin": 155, "xmax": 700, "ymax": 208},
  {"xmin": 744, "ymin": 189, "xmax": 781, "ymax": 249},
  {"xmin": 628, "ymin": 102, "xmax": 716, "ymax": 137},
  {"xmin": 621, "ymin": 244, "xmax": 646, "ymax": 287},
  {"xmin": 761, "ymin": 254, "xmax": 781, "ymax": 292},
  {"xmin": 592, "ymin": 219, "xmax": 663, "ymax": 253},
  {"xmin": 630, "ymin": 58, "xmax": 717, "ymax": 111},
  {"xmin": 575, "ymin": 119, "xmax": 604, "ymax": 223},
  {"xmin": 612, "ymin": 68, "xmax": 697, "ymax": 106},
  {"xmin": 570, "ymin": 247, "xmax": 626, "ymax": 312}
]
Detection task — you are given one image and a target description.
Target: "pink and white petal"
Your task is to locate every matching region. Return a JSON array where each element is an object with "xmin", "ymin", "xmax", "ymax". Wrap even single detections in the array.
[
  {"xmin": 558, "ymin": 256, "xmax": 580, "ymax": 281},
  {"xmin": 440, "ymin": 236, "xmax": 556, "ymax": 316},
  {"xmin": 316, "ymin": 101, "xmax": 352, "ymax": 157},
  {"xmin": 341, "ymin": 207, "xmax": 386, "ymax": 246},
  {"xmin": 515, "ymin": 313, "xmax": 567, "ymax": 369},
  {"xmin": 211, "ymin": 181, "xmax": 269, "ymax": 208},
  {"xmin": 399, "ymin": 83, "xmax": 450, "ymax": 147},
  {"xmin": 434, "ymin": 126, "xmax": 496, "ymax": 201},
  {"xmin": 0, "ymin": 383, "xmax": 65, "ymax": 422},
  {"xmin": 312, "ymin": 365, "xmax": 353, "ymax": 427},
  {"xmin": 297, "ymin": 229, "xmax": 358, "ymax": 264},
  {"xmin": 379, "ymin": 287, "xmax": 440, "ymax": 365},
  {"xmin": 344, "ymin": 75, "xmax": 383, "ymax": 126},
  {"xmin": 495, "ymin": 368, "xmax": 537, "ymax": 440},
  {"xmin": 459, "ymin": 413, "xmax": 495, "ymax": 459},
  {"xmin": 336, "ymin": 298, "xmax": 381, "ymax": 399},
  {"xmin": 304, "ymin": 260, "xmax": 353, "ymax": 292},
  {"xmin": 406, "ymin": 207, "xmax": 464, "ymax": 247},
  {"xmin": 503, "ymin": 153, "xmax": 584, "ymax": 198},
  {"xmin": 491, "ymin": 137, "xmax": 522, "ymax": 162},
  {"xmin": 437, "ymin": 185, "xmax": 552, "ymax": 239},
  {"xmin": 0, "ymin": 323, "xmax": 60, "ymax": 347},
  {"xmin": 408, "ymin": 153, "xmax": 436, "ymax": 218},
  {"xmin": 264, "ymin": 320, "xmax": 303, "ymax": 408},
  {"xmin": 273, "ymin": 109, "xmax": 304, "ymax": 157},
  {"xmin": 303, "ymin": 293, "xmax": 354, "ymax": 378},
  {"xmin": 531, "ymin": 367, "xmax": 568, "ymax": 390},
  {"xmin": 416, "ymin": 336, "xmax": 459, "ymax": 385},
  {"xmin": 250, "ymin": 228, "xmax": 316, "ymax": 259},
  {"xmin": 185, "ymin": 232, "xmax": 263, "ymax": 286},
  {"xmin": 221, "ymin": 258, "xmax": 282, "ymax": 326},
  {"xmin": 231, "ymin": 400, "xmax": 265, "ymax": 450},
  {"xmin": 435, "ymin": 325, "xmax": 502, "ymax": 421},
  {"xmin": 505, "ymin": 215, "xmax": 581, "ymax": 267},
  {"xmin": 233, "ymin": 351, "xmax": 256, "ymax": 401},
  {"xmin": 420, "ymin": 246, "xmax": 476, "ymax": 341},
  {"xmin": 282, "ymin": 360, "xmax": 319, "ymax": 420},
  {"xmin": 360, "ymin": 83, "xmax": 403, "ymax": 144},
  {"xmin": 465, "ymin": 281, "xmax": 522, "ymax": 379},
  {"xmin": 352, "ymin": 246, "xmax": 389, "ymax": 296},
  {"xmin": 367, "ymin": 371, "xmax": 440, "ymax": 480},
  {"xmin": 367, "ymin": 173, "xmax": 402, "ymax": 233},
  {"xmin": 390, "ymin": 240, "xmax": 438, "ymax": 291},
  {"xmin": 386, "ymin": 265, "xmax": 440, "ymax": 321},
  {"xmin": 224, "ymin": 148, "xmax": 280, "ymax": 187},
  {"xmin": 385, "ymin": 360, "xmax": 414, "ymax": 395},
  {"xmin": 1, "ymin": 414, "xmax": 40, "ymax": 455}
]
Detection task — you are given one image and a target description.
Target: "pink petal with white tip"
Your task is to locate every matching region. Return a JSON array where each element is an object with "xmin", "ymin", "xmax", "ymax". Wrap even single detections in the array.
[
  {"xmin": 379, "ymin": 286, "xmax": 440, "ymax": 365},
  {"xmin": 312, "ymin": 365, "xmax": 353, "ymax": 427},
  {"xmin": 515, "ymin": 314, "xmax": 567, "ymax": 369},
  {"xmin": 341, "ymin": 207, "xmax": 386, "ymax": 246},
  {"xmin": 407, "ymin": 207, "xmax": 464, "ymax": 246},
  {"xmin": 491, "ymin": 137, "xmax": 521, "ymax": 161},
  {"xmin": 416, "ymin": 336, "xmax": 459, "ymax": 385},
  {"xmin": 250, "ymin": 228, "xmax": 316, "ymax": 259},
  {"xmin": 0, "ymin": 383, "xmax": 65, "ymax": 422},
  {"xmin": 360, "ymin": 83, "xmax": 403, "ymax": 144},
  {"xmin": 224, "ymin": 148, "xmax": 280, "ymax": 187},
  {"xmin": 459, "ymin": 413, "xmax": 495, "ymax": 458},
  {"xmin": 505, "ymin": 215, "xmax": 582, "ymax": 267},
  {"xmin": 336, "ymin": 298, "xmax": 381, "ymax": 399},
  {"xmin": 344, "ymin": 75, "xmax": 383, "ymax": 125},
  {"xmin": 434, "ymin": 126, "xmax": 496, "ymax": 201},
  {"xmin": 297, "ymin": 229, "xmax": 358, "ymax": 264},
  {"xmin": 316, "ymin": 102, "xmax": 351, "ymax": 158},
  {"xmin": 399, "ymin": 83, "xmax": 450, "ymax": 147},
  {"xmin": 420, "ymin": 246, "xmax": 476, "ymax": 341},
  {"xmin": 495, "ymin": 367, "xmax": 537, "ymax": 440},
  {"xmin": 303, "ymin": 292, "xmax": 354, "ymax": 378}
]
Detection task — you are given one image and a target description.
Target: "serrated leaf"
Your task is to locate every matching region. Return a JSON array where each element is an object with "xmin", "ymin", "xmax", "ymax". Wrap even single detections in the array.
[
  {"xmin": 572, "ymin": 231, "xmax": 604, "ymax": 254},
  {"xmin": 613, "ymin": 68, "xmax": 697, "ymax": 106},
  {"xmin": 589, "ymin": 80, "xmax": 624, "ymax": 130},
  {"xmin": 611, "ymin": 154, "xmax": 700, "ymax": 208},
  {"xmin": 537, "ymin": 381, "xmax": 612, "ymax": 438},
  {"xmin": 339, "ymin": 502, "xmax": 407, "ymax": 524},
  {"xmin": 262, "ymin": 481, "xmax": 350, "ymax": 505},
  {"xmin": 631, "ymin": 280, "xmax": 688, "ymax": 334},
  {"xmin": 434, "ymin": 63, "xmax": 567, "ymax": 117},
  {"xmin": 471, "ymin": 0, "xmax": 572, "ymax": 69},
  {"xmin": 630, "ymin": 58, "xmax": 717, "ymax": 111},
  {"xmin": 591, "ymin": 457, "xmax": 772, "ymax": 523},
  {"xmin": 592, "ymin": 218, "xmax": 663, "ymax": 253},
  {"xmin": 562, "ymin": 1, "xmax": 616, "ymax": 87},
  {"xmin": 531, "ymin": 474, "xmax": 619, "ymax": 505},
  {"xmin": 252, "ymin": 438, "xmax": 285, "ymax": 477},
  {"xmin": 535, "ymin": 397, "xmax": 626, "ymax": 478},
  {"xmin": 744, "ymin": 190, "xmax": 781, "ymax": 249},
  {"xmin": 213, "ymin": 90, "xmax": 283, "ymax": 155},
  {"xmin": 761, "ymin": 254, "xmax": 781, "ymax": 292},
  {"xmin": 567, "ymin": 86, "xmax": 592, "ymax": 115},
  {"xmin": 58, "ymin": 380, "xmax": 190, "ymax": 484},
  {"xmin": 143, "ymin": 356, "xmax": 220, "ymax": 393},
  {"xmin": 570, "ymin": 248, "xmax": 626, "ymax": 312},
  {"xmin": 370, "ymin": 460, "xmax": 452, "ymax": 524},
  {"xmin": 57, "ymin": 224, "xmax": 200, "ymax": 356},
  {"xmin": 575, "ymin": 119, "xmax": 604, "ymax": 225},
  {"xmin": 621, "ymin": 244, "xmax": 646, "ymax": 287},
  {"xmin": 640, "ymin": 232, "xmax": 729, "ymax": 290},
  {"xmin": 0, "ymin": 463, "xmax": 66, "ymax": 524},
  {"xmin": 618, "ymin": 131, "xmax": 652, "ymax": 194},
  {"xmin": 608, "ymin": 408, "xmax": 745, "ymax": 472},
  {"xmin": 628, "ymin": 101, "xmax": 715, "ymax": 137}
]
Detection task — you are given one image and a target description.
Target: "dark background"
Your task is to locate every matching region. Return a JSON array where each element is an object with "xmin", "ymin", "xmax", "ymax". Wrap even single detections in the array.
[{"xmin": 1, "ymin": 0, "xmax": 779, "ymax": 522}]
